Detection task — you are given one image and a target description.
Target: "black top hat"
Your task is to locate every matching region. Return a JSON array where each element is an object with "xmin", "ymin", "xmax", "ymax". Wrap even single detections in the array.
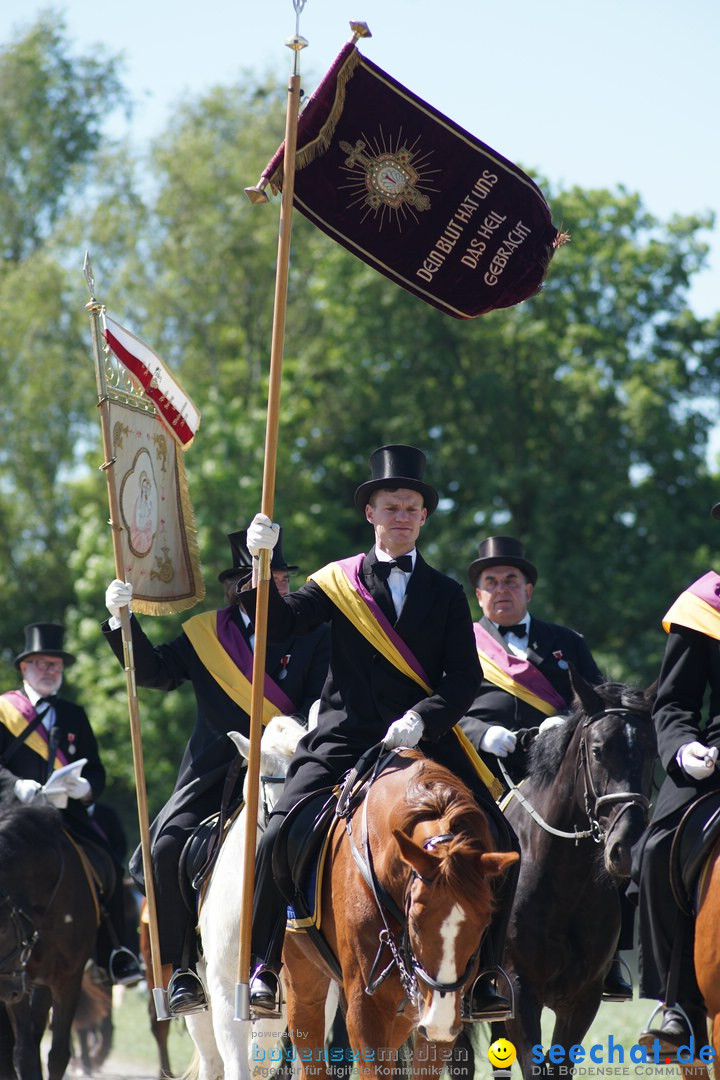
[
  {"xmin": 354, "ymin": 444, "xmax": 439, "ymax": 516},
  {"xmin": 14, "ymin": 623, "xmax": 76, "ymax": 669},
  {"xmin": 217, "ymin": 528, "xmax": 299, "ymax": 583},
  {"xmin": 468, "ymin": 536, "xmax": 538, "ymax": 589}
]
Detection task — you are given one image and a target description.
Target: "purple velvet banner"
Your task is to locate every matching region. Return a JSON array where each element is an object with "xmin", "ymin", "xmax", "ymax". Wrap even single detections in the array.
[{"xmin": 263, "ymin": 42, "xmax": 562, "ymax": 319}]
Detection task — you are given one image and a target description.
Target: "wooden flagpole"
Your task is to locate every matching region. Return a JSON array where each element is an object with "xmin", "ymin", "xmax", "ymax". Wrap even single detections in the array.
[
  {"xmin": 83, "ymin": 253, "xmax": 170, "ymax": 1021},
  {"xmin": 233, "ymin": 1, "xmax": 308, "ymax": 1023}
]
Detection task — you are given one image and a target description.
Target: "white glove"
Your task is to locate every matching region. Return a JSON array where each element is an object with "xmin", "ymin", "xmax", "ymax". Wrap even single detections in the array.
[
  {"xmin": 246, "ymin": 513, "xmax": 280, "ymax": 558},
  {"xmin": 14, "ymin": 778, "xmax": 42, "ymax": 804},
  {"xmin": 383, "ymin": 710, "xmax": 424, "ymax": 749},
  {"xmin": 677, "ymin": 741, "xmax": 718, "ymax": 780},
  {"xmin": 480, "ymin": 725, "xmax": 518, "ymax": 758},
  {"xmin": 43, "ymin": 789, "xmax": 69, "ymax": 809},
  {"xmin": 106, "ymin": 579, "xmax": 133, "ymax": 619},
  {"xmin": 64, "ymin": 774, "xmax": 92, "ymax": 802},
  {"xmin": 538, "ymin": 715, "xmax": 567, "ymax": 736}
]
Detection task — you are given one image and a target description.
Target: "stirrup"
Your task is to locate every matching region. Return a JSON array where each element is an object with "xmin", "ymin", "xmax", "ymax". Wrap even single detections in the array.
[
  {"xmin": 638, "ymin": 1001, "xmax": 695, "ymax": 1045},
  {"xmin": 109, "ymin": 946, "xmax": 143, "ymax": 986},
  {"xmin": 250, "ymin": 966, "xmax": 283, "ymax": 1020},
  {"xmin": 462, "ymin": 966, "xmax": 514, "ymax": 1023},
  {"xmin": 602, "ymin": 955, "xmax": 633, "ymax": 1002}
]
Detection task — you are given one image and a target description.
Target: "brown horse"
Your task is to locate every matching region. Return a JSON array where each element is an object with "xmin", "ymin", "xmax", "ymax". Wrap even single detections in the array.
[
  {"xmin": 282, "ymin": 751, "xmax": 518, "ymax": 1080},
  {"xmin": 687, "ymin": 839, "xmax": 720, "ymax": 1073},
  {"xmin": 0, "ymin": 793, "xmax": 98, "ymax": 1080}
]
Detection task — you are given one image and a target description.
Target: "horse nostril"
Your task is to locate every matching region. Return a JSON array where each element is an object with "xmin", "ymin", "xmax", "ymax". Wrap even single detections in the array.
[{"xmin": 417, "ymin": 1024, "xmax": 428, "ymax": 1040}]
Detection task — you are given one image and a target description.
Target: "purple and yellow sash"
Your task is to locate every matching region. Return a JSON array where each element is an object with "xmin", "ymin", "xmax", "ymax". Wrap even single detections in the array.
[
  {"xmin": 0, "ymin": 691, "xmax": 69, "ymax": 769},
  {"xmin": 473, "ymin": 623, "xmax": 567, "ymax": 717},
  {"xmin": 662, "ymin": 572, "xmax": 720, "ymax": 641},
  {"xmin": 310, "ymin": 555, "xmax": 503, "ymax": 799},
  {"xmin": 183, "ymin": 608, "xmax": 296, "ymax": 725}
]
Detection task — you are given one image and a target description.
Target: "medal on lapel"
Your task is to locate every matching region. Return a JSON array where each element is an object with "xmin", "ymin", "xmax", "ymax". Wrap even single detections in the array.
[
  {"xmin": 553, "ymin": 650, "xmax": 569, "ymax": 670},
  {"xmin": 68, "ymin": 733, "xmax": 77, "ymax": 755}
]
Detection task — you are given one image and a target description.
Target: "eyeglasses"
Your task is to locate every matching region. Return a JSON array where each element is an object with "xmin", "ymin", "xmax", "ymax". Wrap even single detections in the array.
[{"xmin": 27, "ymin": 659, "xmax": 64, "ymax": 674}]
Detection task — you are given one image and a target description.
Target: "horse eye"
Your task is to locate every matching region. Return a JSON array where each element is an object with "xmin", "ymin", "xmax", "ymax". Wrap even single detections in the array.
[{"xmin": 591, "ymin": 746, "xmax": 602, "ymax": 761}]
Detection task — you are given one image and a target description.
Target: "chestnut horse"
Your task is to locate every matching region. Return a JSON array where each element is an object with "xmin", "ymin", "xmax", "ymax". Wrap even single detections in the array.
[
  {"xmin": 0, "ymin": 791, "xmax": 98, "ymax": 1080},
  {"xmin": 495, "ymin": 675, "xmax": 657, "ymax": 1078},
  {"xmin": 689, "ymin": 837, "xmax": 720, "ymax": 1068},
  {"xmin": 282, "ymin": 751, "xmax": 518, "ymax": 1080}
]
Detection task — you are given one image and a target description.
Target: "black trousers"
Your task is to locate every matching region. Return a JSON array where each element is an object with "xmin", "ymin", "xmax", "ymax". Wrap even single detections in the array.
[{"xmin": 636, "ymin": 816, "xmax": 704, "ymax": 1014}]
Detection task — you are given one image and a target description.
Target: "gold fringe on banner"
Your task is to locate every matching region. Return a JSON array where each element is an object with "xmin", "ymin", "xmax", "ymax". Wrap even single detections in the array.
[{"xmin": 269, "ymin": 45, "xmax": 362, "ymax": 193}]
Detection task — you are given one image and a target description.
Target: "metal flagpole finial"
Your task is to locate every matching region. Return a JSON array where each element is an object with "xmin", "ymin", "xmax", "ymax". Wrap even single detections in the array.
[
  {"xmin": 286, "ymin": 0, "xmax": 308, "ymax": 70},
  {"xmin": 349, "ymin": 21, "xmax": 372, "ymax": 42},
  {"xmin": 83, "ymin": 251, "xmax": 97, "ymax": 302}
]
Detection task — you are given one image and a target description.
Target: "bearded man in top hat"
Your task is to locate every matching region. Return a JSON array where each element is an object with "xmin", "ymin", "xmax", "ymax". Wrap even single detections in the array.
[
  {"xmin": 243, "ymin": 445, "xmax": 520, "ymax": 1021},
  {"xmin": 0, "ymin": 623, "xmax": 142, "ymax": 985},
  {"xmin": 103, "ymin": 528, "xmax": 330, "ymax": 1016},
  {"xmin": 459, "ymin": 537, "xmax": 637, "ymax": 1002}
]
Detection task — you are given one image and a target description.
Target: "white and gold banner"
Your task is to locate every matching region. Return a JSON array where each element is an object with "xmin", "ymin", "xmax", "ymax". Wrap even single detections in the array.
[{"xmin": 109, "ymin": 397, "xmax": 205, "ymax": 614}]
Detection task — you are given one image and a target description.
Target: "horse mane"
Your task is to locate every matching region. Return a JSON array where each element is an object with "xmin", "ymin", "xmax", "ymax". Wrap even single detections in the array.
[
  {"xmin": 392, "ymin": 758, "xmax": 496, "ymax": 903},
  {"xmin": 526, "ymin": 680, "xmax": 654, "ymax": 786},
  {"xmin": 0, "ymin": 793, "xmax": 62, "ymax": 865}
]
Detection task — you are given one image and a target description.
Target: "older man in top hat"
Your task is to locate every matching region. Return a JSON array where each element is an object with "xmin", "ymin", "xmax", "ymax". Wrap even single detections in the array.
[
  {"xmin": 461, "ymin": 536, "xmax": 603, "ymax": 780},
  {"xmin": 0, "ymin": 623, "xmax": 141, "ymax": 985},
  {"xmin": 459, "ymin": 537, "xmax": 636, "ymax": 1001},
  {"xmin": 243, "ymin": 445, "xmax": 519, "ymax": 1021},
  {"xmin": 103, "ymin": 527, "xmax": 330, "ymax": 1016}
]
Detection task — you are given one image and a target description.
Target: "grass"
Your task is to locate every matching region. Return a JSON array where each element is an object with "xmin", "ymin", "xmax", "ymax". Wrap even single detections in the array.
[
  {"xmin": 107, "ymin": 983, "xmax": 195, "ymax": 1073},
  {"xmin": 104, "ymin": 974, "xmax": 716, "ymax": 1079}
]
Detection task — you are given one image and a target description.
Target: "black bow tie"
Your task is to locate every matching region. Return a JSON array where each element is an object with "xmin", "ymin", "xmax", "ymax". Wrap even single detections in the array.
[
  {"xmin": 498, "ymin": 622, "xmax": 527, "ymax": 638},
  {"xmin": 373, "ymin": 555, "xmax": 413, "ymax": 580}
]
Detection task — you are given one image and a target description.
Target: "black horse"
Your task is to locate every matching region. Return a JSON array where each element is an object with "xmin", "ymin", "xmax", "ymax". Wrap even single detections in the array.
[
  {"xmin": 490, "ymin": 673, "xmax": 657, "ymax": 1078},
  {"xmin": 0, "ymin": 788, "xmax": 98, "ymax": 1080}
]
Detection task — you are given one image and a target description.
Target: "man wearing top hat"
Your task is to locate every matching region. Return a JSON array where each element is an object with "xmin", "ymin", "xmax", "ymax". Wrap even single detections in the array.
[
  {"xmin": 243, "ymin": 445, "xmax": 520, "ymax": 1021},
  {"xmin": 0, "ymin": 623, "xmax": 142, "ymax": 985},
  {"xmin": 462, "ymin": 535, "xmax": 602, "ymax": 782},
  {"xmin": 459, "ymin": 537, "xmax": 637, "ymax": 1001},
  {"xmin": 102, "ymin": 529, "xmax": 330, "ymax": 1015}
]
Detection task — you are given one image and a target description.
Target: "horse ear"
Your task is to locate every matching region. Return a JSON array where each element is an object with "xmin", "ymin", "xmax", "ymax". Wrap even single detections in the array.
[
  {"xmin": 227, "ymin": 730, "xmax": 251, "ymax": 762},
  {"xmin": 568, "ymin": 665, "xmax": 604, "ymax": 716},
  {"xmin": 479, "ymin": 851, "xmax": 519, "ymax": 879},
  {"xmin": 392, "ymin": 828, "xmax": 439, "ymax": 880},
  {"xmin": 644, "ymin": 678, "xmax": 659, "ymax": 706}
]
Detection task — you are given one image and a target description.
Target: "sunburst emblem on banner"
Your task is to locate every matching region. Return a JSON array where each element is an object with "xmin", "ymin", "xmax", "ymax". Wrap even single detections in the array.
[{"xmin": 338, "ymin": 132, "xmax": 438, "ymax": 227}]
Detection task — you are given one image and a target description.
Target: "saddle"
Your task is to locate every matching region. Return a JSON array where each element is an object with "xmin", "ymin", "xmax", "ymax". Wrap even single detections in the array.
[
  {"xmin": 271, "ymin": 746, "xmax": 400, "ymax": 980},
  {"xmin": 669, "ymin": 790, "xmax": 720, "ymax": 915},
  {"xmin": 178, "ymin": 804, "xmax": 244, "ymax": 913}
]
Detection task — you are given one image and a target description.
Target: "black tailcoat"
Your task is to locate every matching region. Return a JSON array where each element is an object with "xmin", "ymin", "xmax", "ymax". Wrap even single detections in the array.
[
  {"xmin": 243, "ymin": 551, "xmax": 483, "ymax": 806},
  {"xmin": 0, "ymin": 694, "xmax": 106, "ymax": 839},
  {"xmin": 103, "ymin": 607, "xmax": 331, "ymax": 831},
  {"xmin": 460, "ymin": 614, "xmax": 602, "ymax": 779}
]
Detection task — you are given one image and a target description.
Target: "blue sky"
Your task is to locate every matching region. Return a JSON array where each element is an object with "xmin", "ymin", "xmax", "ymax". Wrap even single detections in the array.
[{"xmin": 2, "ymin": 0, "xmax": 719, "ymax": 318}]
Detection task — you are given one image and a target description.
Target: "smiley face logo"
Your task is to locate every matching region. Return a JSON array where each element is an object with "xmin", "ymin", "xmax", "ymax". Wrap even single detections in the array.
[{"xmin": 488, "ymin": 1038, "xmax": 517, "ymax": 1069}]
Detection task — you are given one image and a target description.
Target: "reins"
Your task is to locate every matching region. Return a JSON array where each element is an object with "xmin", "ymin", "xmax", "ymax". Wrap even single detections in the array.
[
  {"xmin": 340, "ymin": 746, "xmax": 479, "ymax": 1006},
  {"xmin": 501, "ymin": 706, "xmax": 651, "ymax": 844},
  {"xmin": 0, "ymin": 848, "xmax": 65, "ymax": 985}
]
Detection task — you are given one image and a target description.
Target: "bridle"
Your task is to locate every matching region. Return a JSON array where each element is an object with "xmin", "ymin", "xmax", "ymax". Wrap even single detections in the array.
[
  {"xmin": 0, "ymin": 852, "xmax": 64, "ymax": 992},
  {"xmin": 257, "ymin": 771, "xmax": 287, "ymax": 832},
  {"xmin": 344, "ymin": 754, "xmax": 479, "ymax": 1007},
  {"xmin": 0, "ymin": 893, "xmax": 39, "ymax": 991},
  {"xmin": 501, "ymin": 707, "xmax": 651, "ymax": 844}
]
